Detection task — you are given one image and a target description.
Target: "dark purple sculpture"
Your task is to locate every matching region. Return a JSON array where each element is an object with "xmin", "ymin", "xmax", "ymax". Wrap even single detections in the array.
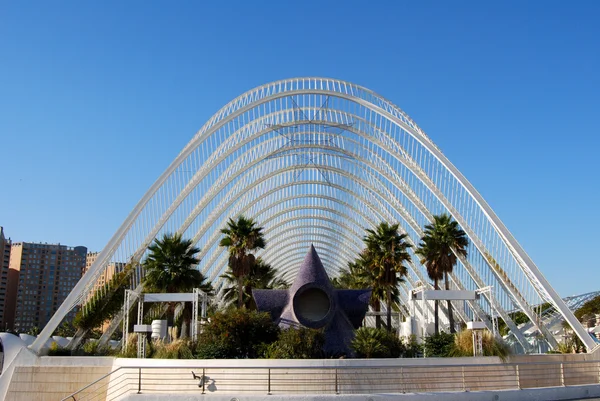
[{"xmin": 253, "ymin": 245, "xmax": 371, "ymax": 355}]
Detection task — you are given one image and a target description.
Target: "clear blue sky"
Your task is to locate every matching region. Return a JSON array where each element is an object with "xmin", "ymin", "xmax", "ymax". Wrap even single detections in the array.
[{"xmin": 1, "ymin": 1, "xmax": 598, "ymax": 297}]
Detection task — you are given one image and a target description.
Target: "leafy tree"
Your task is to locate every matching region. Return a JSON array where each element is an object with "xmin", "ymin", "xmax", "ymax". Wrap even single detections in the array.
[
  {"xmin": 219, "ymin": 216, "xmax": 266, "ymax": 308},
  {"xmin": 423, "ymin": 332, "xmax": 455, "ymax": 357},
  {"xmin": 363, "ymin": 222, "xmax": 412, "ymax": 332},
  {"xmin": 220, "ymin": 258, "xmax": 288, "ymax": 309},
  {"xmin": 196, "ymin": 309, "xmax": 279, "ymax": 358},
  {"xmin": 575, "ymin": 295, "xmax": 600, "ymax": 320},
  {"xmin": 416, "ymin": 214, "xmax": 468, "ymax": 334},
  {"xmin": 143, "ymin": 233, "xmax": 213, "ymax": 334},
  {"xmin": 54, "ymin": 321, "xmax": 77, "ymax": 337},
  {"xmin": 26, "ymin": 326, "xmax": 40, "ymax": 336},
  {"xmin": 497, "ymin": 303, "xmax": 550, "ymax": 336}
]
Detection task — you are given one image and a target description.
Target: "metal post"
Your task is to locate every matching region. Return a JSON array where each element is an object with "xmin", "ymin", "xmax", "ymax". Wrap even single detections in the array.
[
  {"xmin": 202, "ymin": 368, "xmax": 206, "ymax": 394},
  {"xmin": 137, "ymin": 294, "xmax": 144, "ymax": 326},
  {"xmin": 192, "ymin": 289, "xmax": 199, "ymax": 342},
  {"xmin": 400, "ymin": 366, "xmax": 404, "ymax": 393},
  {"xmin": 560, "ymin": 363, "xmax": 565, "ymax": 387},
  {"xmin": 422, "ymin": 290, "xmax": 427, "ymax": 354},
  {"xmin": 516, "ymin": 365, "xmax": 521, "ymax": 389},
  {"xmin": 123, "ymin": 290, "xmax": 130, "ymax": 348},
  {"xmin": 268, "ymin": 368, "xmax": 271, "ymax": 395},
  {"xmin": 335, "ymin": 368, "xmax": 338, "ymax": 394},
  {"xmin": 138, "ymin": 367, "xmax": 142, "ymax": 394},
  {"xmin": 462, "ymin": 366, "xmax": 466, "ymax": 391}
]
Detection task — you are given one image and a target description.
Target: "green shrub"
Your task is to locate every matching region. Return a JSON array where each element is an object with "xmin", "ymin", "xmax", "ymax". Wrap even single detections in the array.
[
  {"xmin": 352, "ymin": 328, "xmax": 409, "ymax": 358},
  {"xmin": 196, "ymin": 309, "xmax": 279, "ymax": 358},
  {"xmin": 402, "ymin": 335, "xmax": 422, "ymax": 358},
  {"xmin": 81, "ymin": 340, "xmax": 113, "ymax": 356},
  {"xmin": 26, "ymin": 326, "xmax": 40, "ymax": 336},
  {"xmin": 351, "ymin": 327, "xmax": 388, "ymax": 358},
  {"xmin": 53, "ymin": 321, "xmax": 77, "ymax": 337},
  {"xmin": 48, "ymin": 342, "xmax": 71, "ymax": 356},
  {"xmin": 195, "ymin": 340, "xmax": 230, "ymax": 359},
  {"xmin": 423, "ymin": 332, "xmax": 455, "ymax": 357},
  {"xmin": 380, "ymin": 330, "xmax": 405, "ymax": 358},
  {"xmin": 265, "ymin": 327, "xmax": 325, "ymax": 359}
]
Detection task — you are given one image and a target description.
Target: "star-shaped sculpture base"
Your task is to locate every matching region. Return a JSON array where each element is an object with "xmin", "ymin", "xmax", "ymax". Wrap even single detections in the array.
[{"xmin": 253, "ymin": 245, "xmax": 371, "ymax": 356}]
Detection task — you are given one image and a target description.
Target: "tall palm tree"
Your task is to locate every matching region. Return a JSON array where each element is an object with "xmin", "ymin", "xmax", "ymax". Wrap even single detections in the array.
[
  {"xmin": 363, "ymin": 222, "xmax": 412, "ymax": 332},
  {"xmin": 220, "ymin": 258, "xmax": 288, "ymax": 308},
  {"xmin": 417, "ymin": 213, "xmax": 468, "ymax": 334},
  {"xmin": 219, "ymin": 215, "xmax": 266, "ymax": 308},
  {"xmin": 415, "ymin": 236, "xmax": 444, "ymax": 334},
  {"xmin": 333, "ymin": 254, "xmax": 389, "ymax": 329},
  {"xmin": 143, "ymin": 233, "xmax": 213, "ymax": 332}
]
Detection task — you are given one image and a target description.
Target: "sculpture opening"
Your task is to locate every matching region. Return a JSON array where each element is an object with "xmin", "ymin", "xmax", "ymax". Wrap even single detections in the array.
[{"xmin": 294, "ymin": 287, "xmax": 331, "ymax": 326}]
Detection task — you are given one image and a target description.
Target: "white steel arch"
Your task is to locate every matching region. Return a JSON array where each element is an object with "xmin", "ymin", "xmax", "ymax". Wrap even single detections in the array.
[{"xmin": 31, "ymin": 77, "xmax": 596, "ymax": 354}]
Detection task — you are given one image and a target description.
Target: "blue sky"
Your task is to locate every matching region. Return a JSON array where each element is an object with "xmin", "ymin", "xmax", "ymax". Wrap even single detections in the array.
[{"xmin": 1, "ymin": 1, "xmax": 598, "ymax": 297}]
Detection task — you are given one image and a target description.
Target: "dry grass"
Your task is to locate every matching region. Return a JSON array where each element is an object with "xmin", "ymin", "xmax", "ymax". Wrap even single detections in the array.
[
  {"xmin": 450, "ymin": 329, "xmax": 511, "ymax": 361},
  {"xmin": 152, "ymin": 339, "xmax": 194, "ymax": 359}
]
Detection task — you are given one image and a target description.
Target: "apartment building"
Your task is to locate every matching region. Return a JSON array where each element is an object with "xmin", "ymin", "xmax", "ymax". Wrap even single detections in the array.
[
  {"xmin": 84, "ymin": 252, "xmax": 126, "ymax": 295},
  {"xmin": 8, "ymin": 242, "xmax": 87, "ymax": 331},
  {"xmin": 0, "ymin": 227, "xmax": 14, "ymax": 330}
]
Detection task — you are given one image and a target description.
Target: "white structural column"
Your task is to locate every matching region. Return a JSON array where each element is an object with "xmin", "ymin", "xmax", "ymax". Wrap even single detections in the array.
[{"xmin": 30, "ymin": 77, "xmax": 593, "ymax": 354}]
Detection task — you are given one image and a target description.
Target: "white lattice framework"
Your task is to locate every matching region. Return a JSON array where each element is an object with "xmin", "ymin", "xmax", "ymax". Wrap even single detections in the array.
[{"xmin": 30, "ymin": 77, "xmax": 597, "ymax": 354}]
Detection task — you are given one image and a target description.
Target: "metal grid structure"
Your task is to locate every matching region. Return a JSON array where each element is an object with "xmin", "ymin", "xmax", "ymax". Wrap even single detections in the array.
[{"xmin": 30, "ymin": 77, "xmax": 596, "ymax": 354}]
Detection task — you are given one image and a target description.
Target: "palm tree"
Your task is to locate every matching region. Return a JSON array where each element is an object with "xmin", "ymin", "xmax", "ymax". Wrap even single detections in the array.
[
  {"xmin": 363, "ymin": 222, "xmax": 412, "ymax": 332},
  {"xmin": 143, "ymin": 233, "xmax": 213, "ymax": 333},
  {"xmin": 220, "ymin": 258, "xmax": 288, "ymax": 308},
  {"xmin": 219, "ymin": 215, "xmax": 266, "ymax": 308},
  {"xmin": 331, "ymin": 261, "xmax": 367, "ymax": 290},
  {"xmin": 333, "ymin": 255, "xmax": 391, "ymax": 329},
  {"xmin": 415, "ymin": 236, "xmax": 444, "ymax": 334},
  {"xmin": 417, "ymin": 214, "xmax": 468, "ymax": 334}
]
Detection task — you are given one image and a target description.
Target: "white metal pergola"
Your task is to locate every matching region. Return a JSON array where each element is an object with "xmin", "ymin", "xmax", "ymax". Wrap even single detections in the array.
[
  {"xmin": 29, "ymin": 77, "xmax": 597, "ymax": 354},
  {"xmin": 124, "ymin": 289, "xmax": 208, "ymax": 358}
]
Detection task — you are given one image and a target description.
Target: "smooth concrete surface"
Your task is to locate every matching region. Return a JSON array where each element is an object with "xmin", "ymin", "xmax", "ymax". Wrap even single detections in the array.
[
  {"xmin": 1, "ymin": 333, "xmax": 28, "ymax": 374},
  {"xmin": 2, "ymin": 354, "xmax": 114, "ymax": 401},
  {"xmin": 121, "ymin": 383, "xmax": 600, "ymax": 400},
  {"xmin": 0, "ymin": 338, "xmax": 38, "ymax": 401}
]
